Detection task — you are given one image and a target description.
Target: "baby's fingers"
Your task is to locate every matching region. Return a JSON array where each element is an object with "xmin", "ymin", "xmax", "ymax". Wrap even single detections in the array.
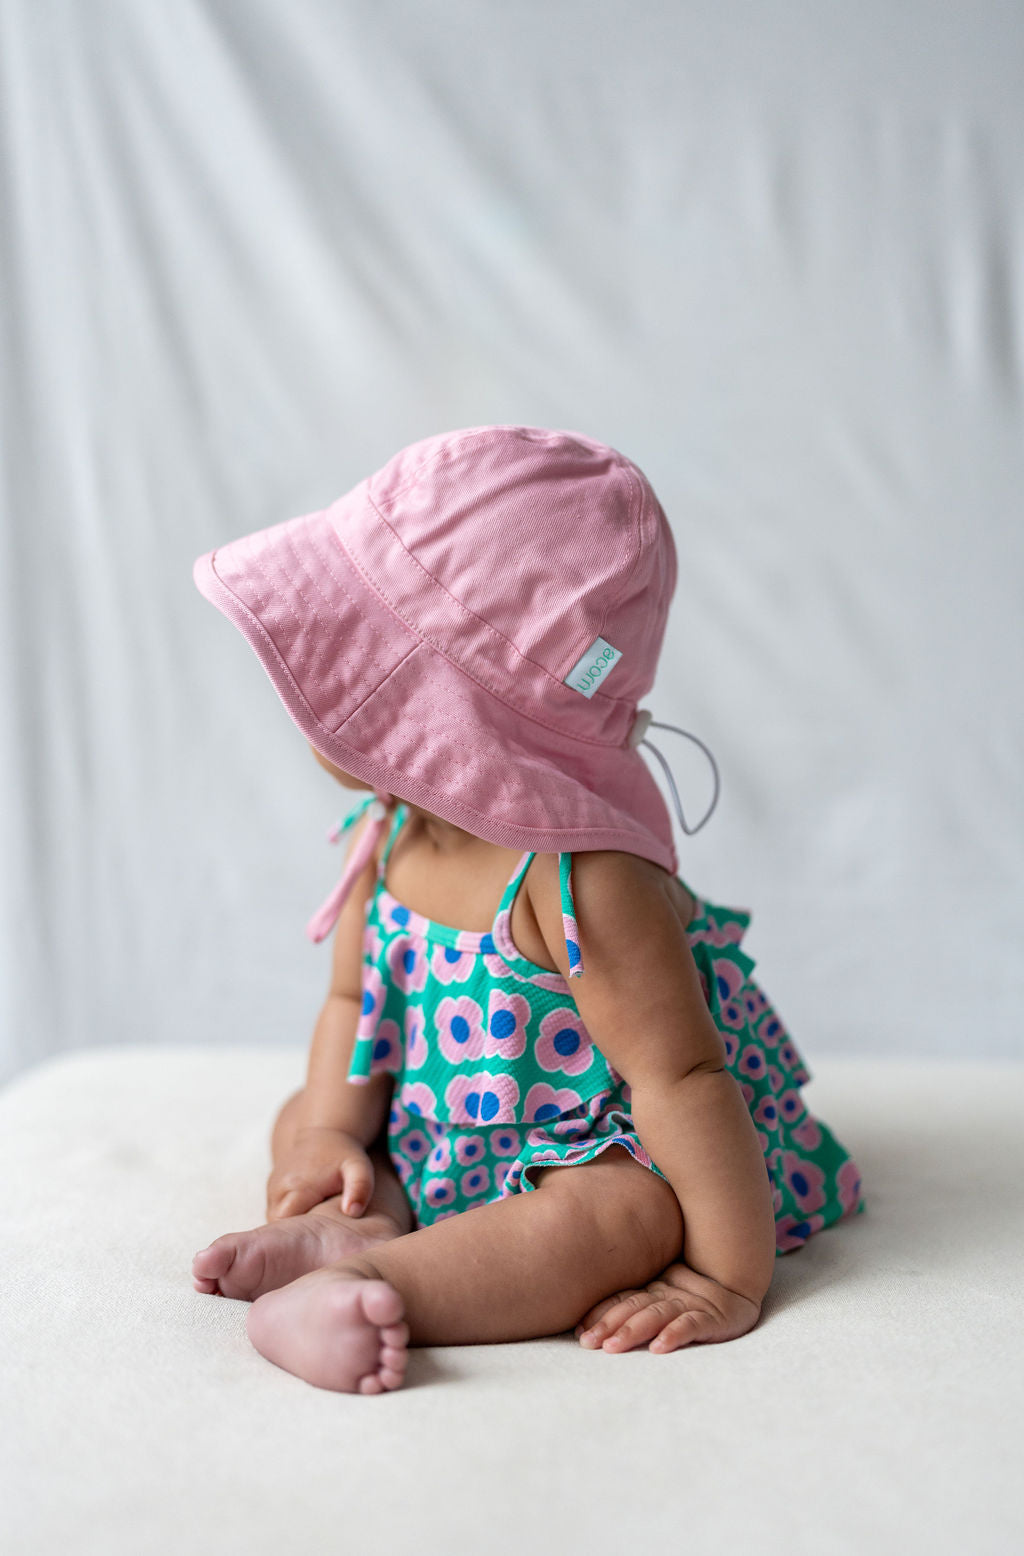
[
  {"xmin": 576, "ymin": 1291, "xmax": 654, "ymax": 1348},
  {"xmin": 340, "ymin": 1153, "xmax": 375, "ymax": 1218},
  {"xmin": 592, "ymin": 1301, "xmax": 681, "ymax": 1353}
]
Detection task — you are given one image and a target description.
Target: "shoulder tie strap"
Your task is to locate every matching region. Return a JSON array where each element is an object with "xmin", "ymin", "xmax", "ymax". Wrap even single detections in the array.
[
  {"xmin": 306, "ymin": 789, "xmax": 394, "ymax": 944},
  {"xmin": 558, "ymin": 852, "xmax": 584, "ymax": 979}
]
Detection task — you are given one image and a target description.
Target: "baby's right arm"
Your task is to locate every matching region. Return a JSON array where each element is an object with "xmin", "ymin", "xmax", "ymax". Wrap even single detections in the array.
[{"xmin": 267, "ymin": 807, "xmax": 394, "ymax": 1220}]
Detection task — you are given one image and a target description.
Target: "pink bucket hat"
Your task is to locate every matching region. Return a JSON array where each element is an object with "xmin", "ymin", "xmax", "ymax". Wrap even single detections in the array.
[{"xmin": 193, "ymin": 424, "xmax": 719, "ymax": 967}]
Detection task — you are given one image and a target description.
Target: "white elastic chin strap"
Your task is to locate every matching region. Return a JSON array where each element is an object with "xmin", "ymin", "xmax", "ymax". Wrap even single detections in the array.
[{"xmin": 628, "ymin": 709, "xmax": 721, "ymax": 836}]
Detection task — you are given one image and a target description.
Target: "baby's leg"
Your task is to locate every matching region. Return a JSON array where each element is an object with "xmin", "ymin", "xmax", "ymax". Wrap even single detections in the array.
[
  {"xmin": 192, "ymin": 1089, "xmax": 415, "ymax": 1299},
  {"xmin": 245, "ymin": 1147, "xmax": 684, "ymax": 1393}
]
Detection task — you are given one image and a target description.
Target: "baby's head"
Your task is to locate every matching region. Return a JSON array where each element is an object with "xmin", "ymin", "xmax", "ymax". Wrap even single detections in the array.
[{"xmin": 194, "ymin": 424, "xmax": 690, "ymax": 881}]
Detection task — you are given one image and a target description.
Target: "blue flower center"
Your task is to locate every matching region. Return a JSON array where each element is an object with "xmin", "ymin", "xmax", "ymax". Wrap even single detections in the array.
[
  {"xmin": 450, "ymin": 1015, "xmax": 470, "ymax": 1044},
  {"xmin": 490, "ymin": 1009, "xmax": 516, "ymax": 1040},
  {"xmin": 553, "ymin": 1027, "xmax": 580, "ymax": 1056}
]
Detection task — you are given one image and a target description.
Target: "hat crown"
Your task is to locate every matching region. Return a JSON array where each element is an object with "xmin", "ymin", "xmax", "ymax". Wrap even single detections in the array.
[{"xmin": 363, "ymin": 426, "xmax": 676, "ymax": 711}]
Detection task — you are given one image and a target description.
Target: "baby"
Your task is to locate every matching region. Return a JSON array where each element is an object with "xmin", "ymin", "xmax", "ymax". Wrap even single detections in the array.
[{"xmin": 190, "ymin": 425, "xmax": 864, "ymax": 1394}]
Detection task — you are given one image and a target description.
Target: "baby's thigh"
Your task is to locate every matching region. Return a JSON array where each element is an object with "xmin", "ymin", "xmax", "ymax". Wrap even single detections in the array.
[{"xmin": 531, "ymin": 1146, "xmax": 684, "ymax": 1281}]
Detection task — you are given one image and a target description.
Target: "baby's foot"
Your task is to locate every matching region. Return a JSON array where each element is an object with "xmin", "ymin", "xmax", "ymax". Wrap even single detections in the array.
[
  {"xmin": 191, "ymin": 1200, "xmax": 405, "ymax": 1302},
  {"xmin": 246, "ymin": 1264, "xmax": 409, "ymax": 1394}
]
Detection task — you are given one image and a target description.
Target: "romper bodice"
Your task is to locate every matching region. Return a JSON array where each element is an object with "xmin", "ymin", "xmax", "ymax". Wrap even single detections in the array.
[
  {"xmin": 346, "ymin": 801, "xmax": 627, "ymax": 1125},
  {"xmin": 334, "ymin": 794, "xmax": 791, "ymax": 1130}
]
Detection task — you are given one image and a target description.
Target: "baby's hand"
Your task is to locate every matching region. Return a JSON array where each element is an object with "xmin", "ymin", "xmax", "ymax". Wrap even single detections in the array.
[
  {"xmin": 266, "ymin": 1126, "xmax": 375, "ymax": 1222},
  {"xmin": 575, "ymin": 1262, "xmax": 762, "ymax": 1353}
]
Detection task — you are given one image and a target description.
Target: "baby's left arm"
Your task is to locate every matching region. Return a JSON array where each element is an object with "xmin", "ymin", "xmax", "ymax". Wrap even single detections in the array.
[{"xmin": 530, "ymin": 852, "xmax": 777, "ymax": 1312}]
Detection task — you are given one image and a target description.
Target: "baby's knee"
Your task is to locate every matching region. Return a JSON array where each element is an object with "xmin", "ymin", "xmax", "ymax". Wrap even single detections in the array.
[{"xmin": 539, "ymin": 1150, "xmax": 683, "ymax": 1279}]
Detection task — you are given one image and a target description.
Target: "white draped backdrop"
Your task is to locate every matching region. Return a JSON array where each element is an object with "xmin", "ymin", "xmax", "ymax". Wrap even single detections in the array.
[{"xmin": 1, "ymin": 0, "xmax": 1021, "ymax": 1082}]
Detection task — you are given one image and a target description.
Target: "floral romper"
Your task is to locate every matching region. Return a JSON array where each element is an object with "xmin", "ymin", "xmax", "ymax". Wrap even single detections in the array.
[{"xmin": 342, "ymin": 797, "xmax": 865, "ymax": 1255}]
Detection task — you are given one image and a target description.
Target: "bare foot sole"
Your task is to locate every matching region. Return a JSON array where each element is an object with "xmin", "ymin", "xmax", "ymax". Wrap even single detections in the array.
[
  {"xmin": 191, "ymin": 1201, "xmax": 405, "ymax": 1302},
  {"xmin": 246, "ymin": 1266, "xmax": 409, "ymax": 1393}
]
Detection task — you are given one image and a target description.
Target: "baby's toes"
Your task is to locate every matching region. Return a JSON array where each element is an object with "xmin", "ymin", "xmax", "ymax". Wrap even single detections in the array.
[
  {"xmin": 357, "ymin": 1279, "xmax": 405, "ymax": 1331},
  {"xmin": 192, "ymin": 1238, "xmax": 238, "ymax": 1289}
]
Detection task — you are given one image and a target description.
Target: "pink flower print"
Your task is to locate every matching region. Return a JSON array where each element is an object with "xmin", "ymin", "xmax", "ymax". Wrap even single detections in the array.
[
  {"xmin": 460, "ymin": 1165, "xmax": 491, "ymax": 1199},
  {"xmin": 363, "ymin": 923, "xmax": 383, "ymax": 961},
  {"xmin": 484, "ymin": 991, "xmax": 530, "ymax": 1060},
  {"xmin": 524, "ymin": 1082, "xmax": 583, "ymax": 1125},
  {"xmin": 404, "ymin": 1005, "xmax": 429, "ymax": 1070},
  {"xmin": 721, "ymin": 1029, "xmax": 740, "ymax": 1064},
  {"xmin": 492, "ymin": 1160, "xmax": 514, "ymax": 1193},
  {"xmin": 744, "ymin": 987, "xmax": 768, "ymax": 1021},
  {"xmin": 369, "ymin": 1018, "xmax": 402, "ymax": 1076},
  {"xmin": 836, "ymin": 1156, "xmax": 864, "ymax": 1216},
  {"xmin": 550, "ymin": 1114, "xmax": 589, "ymax": 1142},
  {"xmin": 710, "ymin": 955, "xmax": 745, "ymax": 1012},
  {"xmin": 435, "ymin": 994, "xmax": 486, "ymax": 1064},
  {"xmin": 454, "ymin": 1134, "xmax": 486, "ymax": 1166},
  {"xmin": 480, "ymin": 932, "xmax": 516, "ymax": 980},
  {"xmin": 778, "ymin": 1040, "xmax": 809, "ymax": 1082},
  {"xmin": 536, "ymin": 1007, "xmax": 594, "ymax": 1076},
  {"xmin": 357, "ymin": 965, "xmax": 386, "ymax": 1038},
  {"xmin": 704, "ymin": 915, "xmax": 748, "ymax": 949},
  {"xmin": 753, "ymin": 1095, "xmax": 781, "ymax": 1132},
  {"xmin": 755, "ymin": 1009, "xmax": 785, "ymax": 1048},
  {"xmin": 740, "ymin": 1081, "xmax": 755, "ymax": 1105},
  {"xmin": 766, "ymin": 1064, "xmax": 785, "ymax": 1091},
  {"xmin": 423, "ymin": 1177, "xmax": 457, "ymax": 1210},
  {"xmin": 431, "ymin": 943, "xmax": 475, "ymax": 985},
  {"xmin": 755, "ymin": 1129, "xmax": 769, "ymax": 1153},
  {"xmin": 386, "ymin": 936, "xmax": 428, "ymax": 995},
  {"xmin": 738, "ymin": 1043, "xmax": 769, "ymax": 1083},
  {"xmin": 445, "ymin": 1072, "xmax": 520, "ymax": 1126},
  {"xmin": 388, "ymin": 1100, "xmax": 409, "ymax": 1134},
  {"xmin": 427, "ymin": 1137, "xmax": 453, "ymax": 1172},
  {"xmin": 490, "ymin": 1127, "xmax": 522, "ymax": 1158},
  {"xmin": 399, "ymin": 1080, "xmax": 437, "ymax": 1120},
  {"xmin": 775, "ymin": 1212, "xmax": 826, "ymax": 1253},
  {"xmin": 779, "ymin": 1151, "xmax": 826, "ymax": 1214},
  {"xmin": 400, "ymin": 1128, "xmax": 433, "ymax": 1165},
  {"xmin": 433, "ymin": 1207, "xmax": 460, "ymax": 1222},
  {"xmin": 777, "ymin": 1088, "xmax": 804, "ymax": 1128},
  {"xmin": 791, "ymin": 1114, "xmax": 822, "ymax": 1151},
  {"xmin": 718, "ymin": 987, "xmax": 748, "ymax": 1032}
]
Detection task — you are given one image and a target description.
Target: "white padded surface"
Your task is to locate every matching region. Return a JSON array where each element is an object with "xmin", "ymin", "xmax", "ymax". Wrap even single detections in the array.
[{"xmin": 1, "ymin": 1048, "xmax": 1021, "ymax": 1555}]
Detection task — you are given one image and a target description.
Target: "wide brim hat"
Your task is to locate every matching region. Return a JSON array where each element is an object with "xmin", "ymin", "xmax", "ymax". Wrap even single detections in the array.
[{"xmin": 193, "ymin": 426, "xmax": 716, "ymax": 951}]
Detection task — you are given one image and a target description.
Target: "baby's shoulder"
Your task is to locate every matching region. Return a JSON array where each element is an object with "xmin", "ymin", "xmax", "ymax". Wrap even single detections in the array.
[{"xmin": 525, "ymin": 849, "xmax": 695, "ymax": 976}]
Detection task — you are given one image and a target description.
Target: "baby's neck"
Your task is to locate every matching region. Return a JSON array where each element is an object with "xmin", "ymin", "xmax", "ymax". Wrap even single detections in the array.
[{"xmin": 400, "ymin": 801, "xmax": 477, "ymax": 856}]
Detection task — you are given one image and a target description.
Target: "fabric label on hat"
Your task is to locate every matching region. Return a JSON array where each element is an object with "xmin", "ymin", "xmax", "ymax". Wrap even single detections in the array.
[{"xmin": 563, "ymin": 636, "xmax": 624, "ymax": 699}]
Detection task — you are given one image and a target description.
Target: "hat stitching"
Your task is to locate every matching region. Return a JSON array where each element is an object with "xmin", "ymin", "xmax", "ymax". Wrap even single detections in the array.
[
  {"xmin": 341, "ymin": 495, "xmax": 636, "ymax": 749},
  {"xmin": 366, "ymin": 431, "xmax": 650, "ymax": 694},
  {"xmin": 277, "ymin": 528, "xmax": 400, "ymax": 680}
]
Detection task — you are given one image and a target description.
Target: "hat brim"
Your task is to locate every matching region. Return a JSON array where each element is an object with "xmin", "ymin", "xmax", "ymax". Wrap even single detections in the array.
[{"xmin": 194, "ymin": 507, "xmax": 677, "ymax": 872}]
